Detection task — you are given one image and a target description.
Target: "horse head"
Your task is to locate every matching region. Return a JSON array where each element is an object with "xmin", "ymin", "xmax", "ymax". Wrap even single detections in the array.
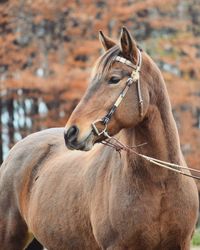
[{"xmin": 64, "ymin": 27, "xmax": 151, "ymax": 151}]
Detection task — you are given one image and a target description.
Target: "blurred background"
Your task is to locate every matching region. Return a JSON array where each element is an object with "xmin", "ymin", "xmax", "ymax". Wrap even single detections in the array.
[{"xmin": 0, "ymin": 0, "xmax": 200, "ymax": 248}]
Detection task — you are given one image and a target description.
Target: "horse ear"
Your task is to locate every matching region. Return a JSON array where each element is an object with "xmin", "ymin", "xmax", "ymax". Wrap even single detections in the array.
[
  {"xmin": 99, "ymin": 31, "xmax": 116, "ymax": 51},
  {"xmin": 120, "ymin": 27, "xmax": 138, "ymax": 63}
]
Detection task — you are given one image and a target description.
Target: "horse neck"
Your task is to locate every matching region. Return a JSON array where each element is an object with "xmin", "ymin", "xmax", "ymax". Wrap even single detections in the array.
[{"xmin": 122, "ymin": 78, "xmax": 182, "ymax": 181}]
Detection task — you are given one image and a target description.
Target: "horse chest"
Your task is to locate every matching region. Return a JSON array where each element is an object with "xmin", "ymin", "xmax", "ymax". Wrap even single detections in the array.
[
  {"xmin": 93, "ymin": 181, "xmax": 193, "ymax": 249},
  {"xmin": 109, "ymin": 187, "xmax": 178, "ymax": 226}
]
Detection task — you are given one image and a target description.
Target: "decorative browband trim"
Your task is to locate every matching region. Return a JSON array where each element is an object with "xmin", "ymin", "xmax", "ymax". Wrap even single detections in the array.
[{"xmin": 115, "ymin": 56, "xmax": 137, "ymax": 69}]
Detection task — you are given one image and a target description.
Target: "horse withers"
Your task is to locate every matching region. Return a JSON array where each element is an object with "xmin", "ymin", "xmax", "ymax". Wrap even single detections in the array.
[{"xmin": 0, "ymin": 27, "xmax": 198, "ymax": 250}]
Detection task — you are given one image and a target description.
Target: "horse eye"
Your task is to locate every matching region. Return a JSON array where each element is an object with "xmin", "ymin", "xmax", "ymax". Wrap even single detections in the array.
[{"xmin": 109, "ymin": 76, "xmax": 121, "ymax": 84}]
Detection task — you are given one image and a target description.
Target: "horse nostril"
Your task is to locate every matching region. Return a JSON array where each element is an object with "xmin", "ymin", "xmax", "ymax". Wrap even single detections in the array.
[{"xmin": 64, "ymin": 125, "xmax": 79, "ymax": 144}]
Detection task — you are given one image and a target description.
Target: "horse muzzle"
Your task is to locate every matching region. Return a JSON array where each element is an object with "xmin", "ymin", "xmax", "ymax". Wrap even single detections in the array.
[{"xmin": 64, "ymin": 125, "xmax": 94, "ymax": 151}]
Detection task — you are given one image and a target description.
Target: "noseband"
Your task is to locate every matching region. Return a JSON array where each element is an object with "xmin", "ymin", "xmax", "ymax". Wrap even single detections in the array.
[{"xmin": 92, "ymin": 48, "xmax": 143, "ymax": 138}]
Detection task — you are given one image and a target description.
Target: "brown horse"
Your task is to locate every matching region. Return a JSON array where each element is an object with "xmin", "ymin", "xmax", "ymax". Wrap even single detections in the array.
[{"xmin": 0, "ymin": 27, "xmax": 198, "ymax": 250}]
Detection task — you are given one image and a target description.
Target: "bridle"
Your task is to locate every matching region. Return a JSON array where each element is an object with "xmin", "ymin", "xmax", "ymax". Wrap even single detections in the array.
[{"xmin": 92, "ymin": 48, "xmax": 143, "ymax": 138}]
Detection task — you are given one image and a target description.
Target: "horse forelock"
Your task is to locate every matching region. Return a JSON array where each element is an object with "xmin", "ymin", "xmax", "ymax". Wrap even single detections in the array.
[{"xmin": 94, "ymin": 45, "xmax": 121, "ymax": 80}]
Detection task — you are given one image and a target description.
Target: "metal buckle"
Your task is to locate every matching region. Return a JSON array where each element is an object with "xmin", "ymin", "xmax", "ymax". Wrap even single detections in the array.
[
  {"xmin": 91, "ymin": 119, "xmax": 111, "ymax": 138},
  {"xmin": 131, "ymin": 69, "xmax": 139, "ymax": 82}
]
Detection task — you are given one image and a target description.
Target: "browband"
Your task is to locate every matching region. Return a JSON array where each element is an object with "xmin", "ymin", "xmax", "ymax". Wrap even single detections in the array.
[
  {"xmin": 115, "ymin": 48, "xmax": 142, "ymax": 73},
  {"xmin": 115, "ymin": 56, "xmax": 137, "ymax": 69}
]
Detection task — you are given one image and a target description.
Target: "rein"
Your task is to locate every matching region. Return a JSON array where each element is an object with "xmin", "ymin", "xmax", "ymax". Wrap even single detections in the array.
[{"xmin": 101, "ymin": 137, "xmax": 200, "ymax": 181}]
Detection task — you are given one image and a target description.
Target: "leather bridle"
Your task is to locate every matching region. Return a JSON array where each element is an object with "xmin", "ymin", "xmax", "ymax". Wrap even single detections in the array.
[
  {"xmin": 91, "ymin": 48, "xmax": 200, "ymax": 182},
  {"xmin": 92, "ymin": 48, "xmax": 143, "ymax": 138}
]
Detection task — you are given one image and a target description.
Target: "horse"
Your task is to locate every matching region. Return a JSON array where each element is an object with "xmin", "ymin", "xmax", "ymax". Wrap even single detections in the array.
[{"xmin": 0, "ymin": 27, "xmax": 198, "ymax": 250}]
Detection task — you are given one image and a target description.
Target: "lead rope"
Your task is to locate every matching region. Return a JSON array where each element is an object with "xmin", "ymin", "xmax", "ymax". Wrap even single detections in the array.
[{"xmin": 101, "ymin": 137, "xmax": 200, "ymax": 181}]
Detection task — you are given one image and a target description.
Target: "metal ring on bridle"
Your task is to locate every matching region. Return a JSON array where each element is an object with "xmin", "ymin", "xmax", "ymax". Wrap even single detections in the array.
[{"xmin": 91, "ymin": 119, "xmax": 108, "ymax": 137}]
